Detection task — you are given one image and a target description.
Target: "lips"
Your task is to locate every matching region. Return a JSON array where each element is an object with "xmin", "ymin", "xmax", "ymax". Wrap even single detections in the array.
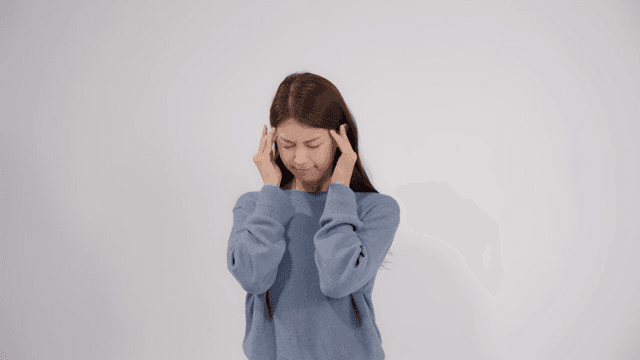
[{"xmin": 296, "ymin": 167, "xmax": 311, "ymax": 171}]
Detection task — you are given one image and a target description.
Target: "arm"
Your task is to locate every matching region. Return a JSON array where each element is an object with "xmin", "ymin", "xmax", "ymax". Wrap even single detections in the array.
[
  {"xmin": 227, "ymin": 184, "xmax": 294, "ymax": 294},
  {"xmin": 314, "ymin": 183, "xmax": 401, "ymax": 298}
]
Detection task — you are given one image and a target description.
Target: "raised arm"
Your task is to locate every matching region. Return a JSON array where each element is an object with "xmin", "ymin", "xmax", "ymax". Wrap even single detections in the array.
[
  {"xmin": 314, "ymin": 184, "xmax": 401, "ymax": 298},
  {"xmin": 227, "ymin": 184, "xmax": 294, "ymax": 294}
]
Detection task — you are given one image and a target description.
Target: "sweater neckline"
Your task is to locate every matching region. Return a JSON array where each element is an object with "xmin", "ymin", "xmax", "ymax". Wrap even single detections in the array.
[{"xmin": 285, "ymin": 189, "xmax": 328, "ymax": 197}]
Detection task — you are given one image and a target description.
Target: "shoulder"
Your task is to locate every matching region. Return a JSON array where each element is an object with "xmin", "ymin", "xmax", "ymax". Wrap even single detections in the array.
[
  {"xmin": 357, "ymin": 191, "xmax": 400, "ymax": 216},
  {"xmin": 233, "ymin": 190, "xmax": 260, "ymax": 210}
]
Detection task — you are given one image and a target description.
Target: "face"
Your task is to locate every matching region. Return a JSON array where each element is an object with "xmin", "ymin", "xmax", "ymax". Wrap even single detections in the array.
[{"xmin": 275, "ymin": 118, "xmax": 337, "ymax": 185}]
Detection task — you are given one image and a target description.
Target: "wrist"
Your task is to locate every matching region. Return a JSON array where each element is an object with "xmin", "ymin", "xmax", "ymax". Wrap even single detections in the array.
[{"xmin": 331, "ymin": 172, "xmax": 353, "ymax": 187}]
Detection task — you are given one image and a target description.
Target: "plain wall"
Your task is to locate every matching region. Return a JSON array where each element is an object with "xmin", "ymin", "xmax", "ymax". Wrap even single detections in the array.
[{"xmin": 1, "ymin": 0, "xmax": 638, "ymax": 359}]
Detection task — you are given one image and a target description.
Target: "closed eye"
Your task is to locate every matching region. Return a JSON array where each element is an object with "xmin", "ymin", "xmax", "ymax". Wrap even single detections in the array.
[{"xmin": 284, "ymin": 145, "xmax": 319, "ymax": 149}]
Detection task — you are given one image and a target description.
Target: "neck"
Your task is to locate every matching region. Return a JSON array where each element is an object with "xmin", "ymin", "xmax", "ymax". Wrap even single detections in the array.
[{"xmin": 291, "ymin": 172, "xmax": 332, "ymax": 193}]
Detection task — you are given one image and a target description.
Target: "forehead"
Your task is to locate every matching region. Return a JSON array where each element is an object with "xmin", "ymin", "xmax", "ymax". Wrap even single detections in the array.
[{"xmin": 277, "ymin": 119, "xmax": 327, "ymax": 141}]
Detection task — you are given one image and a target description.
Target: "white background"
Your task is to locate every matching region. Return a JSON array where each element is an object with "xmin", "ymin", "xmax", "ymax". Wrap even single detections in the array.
[{"xmin": 1, "ymin": 0, "xmax": 638, "ymax": 359}]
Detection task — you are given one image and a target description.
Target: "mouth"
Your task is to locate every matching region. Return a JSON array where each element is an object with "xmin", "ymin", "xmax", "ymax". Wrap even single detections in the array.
[{"xmin": 296, "ymin": 167, "xmax": 311, "ymax": 171}]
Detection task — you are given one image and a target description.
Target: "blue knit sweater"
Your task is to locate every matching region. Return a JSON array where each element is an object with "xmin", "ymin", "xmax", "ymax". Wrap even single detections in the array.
[{"xmin": 227, "ymin": 183, "xmax": 401, "ymax": 360}]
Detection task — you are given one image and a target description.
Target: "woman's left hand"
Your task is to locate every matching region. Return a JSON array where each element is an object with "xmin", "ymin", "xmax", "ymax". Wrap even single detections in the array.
[{"xmin": 329, "ymin": 124, "xmax": 358, "ymax": 187}]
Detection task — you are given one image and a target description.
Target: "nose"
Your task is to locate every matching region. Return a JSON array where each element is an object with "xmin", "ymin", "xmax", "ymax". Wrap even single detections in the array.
[{"xmin": 292, "ymin": 149, "xmax": 311, "ymax": 168}]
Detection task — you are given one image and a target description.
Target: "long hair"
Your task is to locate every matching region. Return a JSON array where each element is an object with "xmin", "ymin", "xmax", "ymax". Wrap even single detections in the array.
[{"xmin": 268, "ymin": 72, "xmax": 393, "ymax": 271}]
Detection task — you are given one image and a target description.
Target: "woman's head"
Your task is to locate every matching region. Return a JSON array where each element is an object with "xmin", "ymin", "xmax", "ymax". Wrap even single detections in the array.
[
  {"xmin": 269, "ymin": 72, "xmax": 378, "ymax": 194},
  {"xmin": 268, "ymin": 72, "xmax": 392, "ymax": 270},
  {"xmin": 274, "ymin": 117, "xmax": 338, "ymax": 192}
]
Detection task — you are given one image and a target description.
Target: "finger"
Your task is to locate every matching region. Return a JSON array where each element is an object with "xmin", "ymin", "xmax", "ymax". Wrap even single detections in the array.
[
  {"xmin": 342, "ymin": 125, "xmax": 350, "ymax": 140},
  {"xmin": 330, "ymin": 130, "xmax": 343, "ymax": 146},
  {"xmin": 265, "ymin": 128, "xmax": 275, "ymax": 155},
  {"xmin": 261, "ymin": 125, "xmax": 272, "ymax": 154},
  {"xmin": 271, "ymin": 129, "xmax": 278, "ymax": 152},
  {"xmin": 259, "ymin": 125, "xmax": 267, "ymax": 154},
  {"xmin": 331, "ymin": 132, "xmax": 343, "ymax": 150}
]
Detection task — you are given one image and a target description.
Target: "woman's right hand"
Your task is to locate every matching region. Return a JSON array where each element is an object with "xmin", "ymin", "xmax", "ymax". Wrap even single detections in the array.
[{"xmin": 253, "ymin": 125, "xmax": 282, "ymax": 186}]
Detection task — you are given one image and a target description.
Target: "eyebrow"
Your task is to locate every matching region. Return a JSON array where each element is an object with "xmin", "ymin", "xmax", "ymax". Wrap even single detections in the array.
[{"xmin": 280, "ymin": 136, "xmax": 321, "ymax": 144}]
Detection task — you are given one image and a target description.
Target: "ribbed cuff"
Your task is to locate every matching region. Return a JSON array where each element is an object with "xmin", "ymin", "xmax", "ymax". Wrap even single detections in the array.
[
  {"xmin": 324, "ymin": 183, "xmax": 358, "ymax": 217},
  {"xmin": 254, "ymin": 184, "xmax": 294, "ymax": 225}
]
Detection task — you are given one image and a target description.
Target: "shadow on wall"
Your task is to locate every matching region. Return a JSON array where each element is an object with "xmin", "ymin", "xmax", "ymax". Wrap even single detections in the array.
[
  {"xmin": 372, "ymin": 181, "xmax": 504, "ymax": 359},
  {"xmin": 393, "ymin": 182, "xmax": 504, "ymax": 296}
]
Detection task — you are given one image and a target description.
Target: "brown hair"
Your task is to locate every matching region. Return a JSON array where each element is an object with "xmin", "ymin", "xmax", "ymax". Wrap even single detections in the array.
[{"xmin": 269, "ymin": 72, "xmax": 393, "ymax": 270}]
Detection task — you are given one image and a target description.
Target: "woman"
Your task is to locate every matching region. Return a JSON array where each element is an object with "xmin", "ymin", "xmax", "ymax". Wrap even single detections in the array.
[{"xmin": 227, "ymin": 72, "xmax": 400, "ymax": 360}]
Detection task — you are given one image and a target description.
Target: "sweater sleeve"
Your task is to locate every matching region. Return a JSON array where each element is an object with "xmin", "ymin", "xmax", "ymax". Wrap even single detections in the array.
[
  {"xmin": 227, "ymin": 184, "xmax": 294, "ymax": 294},
  {"xmin": 314, "ymin": 183, "xmax": 401, "ymax": 298}
]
